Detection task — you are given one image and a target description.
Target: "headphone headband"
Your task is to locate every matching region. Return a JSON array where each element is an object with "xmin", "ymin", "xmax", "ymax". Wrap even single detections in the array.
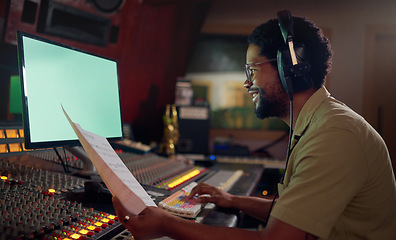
[
  {"xmin": 277, "ymin": 10, "xmax": 294, "ymax": 44},
  {"xmin": 276, "ymin": 10, "xmax": 312, "ymax": 99}
]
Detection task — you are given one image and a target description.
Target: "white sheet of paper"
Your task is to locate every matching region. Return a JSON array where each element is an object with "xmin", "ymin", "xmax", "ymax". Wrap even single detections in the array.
[{"xmin": 62, "ymin": 106, "xmax": 156, "ymax": 215}]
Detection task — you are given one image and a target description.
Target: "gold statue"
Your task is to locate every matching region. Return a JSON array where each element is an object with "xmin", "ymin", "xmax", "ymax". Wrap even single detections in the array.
[{"xmin": 160, "ymin": 104, "xmax": 180, "ymax": 155}]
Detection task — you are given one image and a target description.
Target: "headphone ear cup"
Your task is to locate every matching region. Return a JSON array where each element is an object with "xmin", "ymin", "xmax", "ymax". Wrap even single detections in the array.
[{"xmin": 277, "ymin": 43, "xmax": 312, "ymax": 94}]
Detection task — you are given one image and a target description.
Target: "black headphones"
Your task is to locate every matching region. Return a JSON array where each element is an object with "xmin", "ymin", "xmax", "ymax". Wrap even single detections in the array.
[
  {"xmin": 265, "ymin": 11, "xmax": 314, "ymax": 224},
  {"xmin": 277, "ymin": 10, "xmax": 312, "ymax": 100}
]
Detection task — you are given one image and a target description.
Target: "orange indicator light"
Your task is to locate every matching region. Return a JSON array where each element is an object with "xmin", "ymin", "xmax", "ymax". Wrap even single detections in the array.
[
  {"xmin": 5, "ymin": 129, "xmax": 18, "ymax": 138},
  {"xmin": 87, "ymin": 226, "xmax": 96, "ymax": 231},
  {"xmin": 0, "ymin": 144, "xmax": 7, "ymax": 153},
  {"xmin": 70, "ymin": 233, "xmax": 81, "ymax": 239},
  {"xmin": 168, "ymin": 169, "xmax": 201, "ymax": 188},
  {"xmin": 9, "ymin": 143, "xmax": 21, "ymax": 152}
]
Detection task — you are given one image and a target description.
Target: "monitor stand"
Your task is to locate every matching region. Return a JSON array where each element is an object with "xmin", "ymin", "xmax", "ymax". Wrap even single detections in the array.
[{"xmin": 66, "ymin": 146, "xmax": 98, "ymax": 176}]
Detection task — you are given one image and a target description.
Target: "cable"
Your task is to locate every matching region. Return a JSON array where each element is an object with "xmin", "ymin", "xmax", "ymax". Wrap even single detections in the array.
[
  {"xmin": 281, "ymin": 99, "xmax": 294, "ymax": 183},
  {"xmin": 62, "ymin": 147, "xmax": 70, "ymax": 172},
  {"xmin": 264, "ymin": 99, "xmax": 294, "ymax": 224},
  {"xmin": 53, "ymin": 147, "xmax": 70, "ymax": 173}
]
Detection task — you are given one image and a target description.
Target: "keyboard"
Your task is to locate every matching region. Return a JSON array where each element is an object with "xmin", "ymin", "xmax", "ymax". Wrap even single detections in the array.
[
  {"xmin": 158, "ymin": 169, "xmax": 243, "ymax": 218},
  {"xmin": 214, "ymin": 156, "xmax": 286, "ymax": 169}
]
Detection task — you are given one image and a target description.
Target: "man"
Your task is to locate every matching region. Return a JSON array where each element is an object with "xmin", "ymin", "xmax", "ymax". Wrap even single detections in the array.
[{"xmin": 112, "ymin": 12, "xmax": 396, "ymax": 240}]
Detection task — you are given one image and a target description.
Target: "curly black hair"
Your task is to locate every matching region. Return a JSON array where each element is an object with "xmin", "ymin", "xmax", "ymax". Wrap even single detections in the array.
[{"xmin": 248, "ymin": 16, "xmax": 333, "ymax": 89}]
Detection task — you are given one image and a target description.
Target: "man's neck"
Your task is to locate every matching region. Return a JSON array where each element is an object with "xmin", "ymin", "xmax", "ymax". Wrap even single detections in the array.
[{"xmin": 281, "ymin": 88, "xmax": 317, "ymax": 128}]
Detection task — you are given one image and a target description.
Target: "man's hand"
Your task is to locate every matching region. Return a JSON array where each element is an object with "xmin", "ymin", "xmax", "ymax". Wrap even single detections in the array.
[
  {"xmin": 189, "ymin": 182, "xmax": 235, "ymax": 208},
  {"xmin": 112, "ymin": 197, "xmax": 175, "ymax": 240}
]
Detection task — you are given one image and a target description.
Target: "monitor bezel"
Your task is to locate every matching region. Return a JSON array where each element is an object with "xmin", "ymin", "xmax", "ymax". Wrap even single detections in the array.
[{"xmin": 16, "ymin": 31, "xmax": 123, "ymax": 149}]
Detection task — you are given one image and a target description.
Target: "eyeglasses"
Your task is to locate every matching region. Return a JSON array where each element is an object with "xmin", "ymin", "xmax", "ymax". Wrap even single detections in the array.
[{"xmin": 245, "ymin": 59, "xmax": 276, "ymax": 83}]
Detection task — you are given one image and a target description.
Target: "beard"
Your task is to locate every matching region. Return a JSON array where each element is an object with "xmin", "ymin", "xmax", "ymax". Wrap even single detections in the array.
[{"xmin": 254, "ymin": 86, "xmax": 289, "ymax": 120}]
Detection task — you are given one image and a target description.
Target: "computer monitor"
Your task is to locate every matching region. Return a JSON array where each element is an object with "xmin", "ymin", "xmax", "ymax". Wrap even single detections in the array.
[{"xmin": 17, "ymin": 31, "xmax": 123, "ymax": 173}]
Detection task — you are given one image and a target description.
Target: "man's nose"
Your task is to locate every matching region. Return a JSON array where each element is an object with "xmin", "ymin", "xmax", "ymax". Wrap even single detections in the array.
[{"xmin": 243, "ymin": 78, "xmax": 252, "ymax": 88}]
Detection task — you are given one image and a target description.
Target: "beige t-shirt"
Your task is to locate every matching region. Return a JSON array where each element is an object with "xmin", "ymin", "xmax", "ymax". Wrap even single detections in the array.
[{"xmin": 271, "ymin": 87, "xmax": 396, "ymax": 239}]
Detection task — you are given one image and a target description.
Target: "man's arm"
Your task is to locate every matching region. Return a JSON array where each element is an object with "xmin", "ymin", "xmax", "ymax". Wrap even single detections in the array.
[
  {"xmin": 112, "ymin": 196, "xmax": 318, "ymax": 240},
  {"xmin": 167, "ymin": 209, "xmax": 318, "ymax": 240}
]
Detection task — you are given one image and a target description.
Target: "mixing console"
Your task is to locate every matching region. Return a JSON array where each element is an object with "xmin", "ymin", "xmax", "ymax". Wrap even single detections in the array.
[
  {"xmin": 0, "ymin": 158, "xmax": 123, "ymax": 240},
  {"xmin": 0, "ymin": 129, "xmax": 265, "ymax": 239},
  {"xmin": 0, "ymin": 149, "xmax": 211, "ymax": 239},
  {"xmin": 14, "ymin": 148, "xmax": 203, "ymax": 190},
  {"xmin": 106, "ymin": 152, "xmax": 205, "ymax": 190}
]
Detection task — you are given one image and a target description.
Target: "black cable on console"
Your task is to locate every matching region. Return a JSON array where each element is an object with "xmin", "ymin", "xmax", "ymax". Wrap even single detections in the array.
[
  {"xmin": 53, "ymin": 147, "xmax": 70, "ymax": 173},
  {"xmin": 62, "ymin": 147, "xmax": 70, "ymax": 172}
]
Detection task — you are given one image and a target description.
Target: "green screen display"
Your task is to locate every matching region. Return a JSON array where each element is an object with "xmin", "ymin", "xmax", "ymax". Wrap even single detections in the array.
[
  {"xmin": 9, "ymin": 75, "xmax": 22, "ymax": 114},
  {"xmin": 18, "ymin": 32, "xmax": 123, "ymax": 148}
]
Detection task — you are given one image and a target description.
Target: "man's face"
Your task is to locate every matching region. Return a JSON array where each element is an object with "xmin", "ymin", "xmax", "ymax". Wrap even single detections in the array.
[{"xmin": 244, "ymin": 44, "xmax": 289, "ymax": 120}]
